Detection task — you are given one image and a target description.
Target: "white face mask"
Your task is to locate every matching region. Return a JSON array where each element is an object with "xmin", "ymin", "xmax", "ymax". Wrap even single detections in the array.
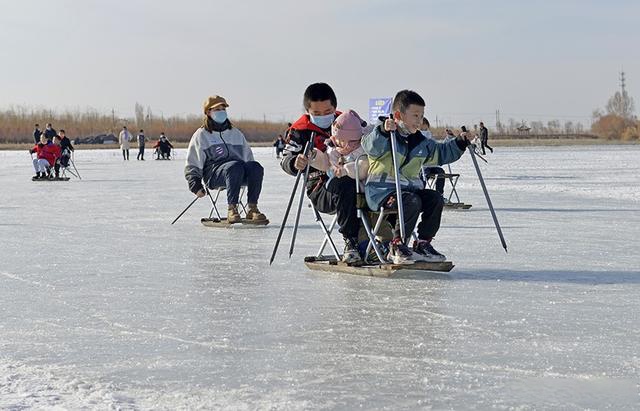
[
  {"xmin": 397, "ymin": 121, "xmax": 412, "ymax": 136},
  {"xmin": 210, "ymin": 110, "xmax": 228, "ymax": 124},
  {"xmin": 309, "ymin": 113, "xmax": 334, "ymax": 129}
]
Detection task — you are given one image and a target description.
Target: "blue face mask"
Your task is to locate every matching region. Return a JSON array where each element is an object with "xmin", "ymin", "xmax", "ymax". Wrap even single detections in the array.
[
  {"xmin": 211, "ymin": 110, "xmax": 228, "ymax": 124},
  {"xmin": 309, "ymin": 113, "xmax": 334, "ymax": 129}
]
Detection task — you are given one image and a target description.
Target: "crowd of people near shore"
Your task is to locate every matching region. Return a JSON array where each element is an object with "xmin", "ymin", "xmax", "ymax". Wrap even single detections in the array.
[{"xmin": 118, "ymin": 127, "xmax": 175, "ymax": 161}]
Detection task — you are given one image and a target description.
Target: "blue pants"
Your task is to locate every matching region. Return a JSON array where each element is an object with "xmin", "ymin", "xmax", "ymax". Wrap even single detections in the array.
[{"xmin": 209, "ymin": 160, "xmax": 264, "ymax": 205}]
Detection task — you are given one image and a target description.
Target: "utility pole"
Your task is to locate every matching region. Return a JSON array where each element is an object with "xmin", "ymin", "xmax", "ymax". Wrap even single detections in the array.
[{"xmin": 620, "ymin": 69, "xmax": 628, "ymax": 117}]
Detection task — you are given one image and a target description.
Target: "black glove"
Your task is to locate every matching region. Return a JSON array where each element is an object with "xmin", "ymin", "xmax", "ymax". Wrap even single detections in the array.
[
  {"xmin": 455, "ymin": 136, "xmax": 470, "ymax": 151},
  {"xmin": 189, "ymin": 179, "xmax": 204, "ymax": 194}
]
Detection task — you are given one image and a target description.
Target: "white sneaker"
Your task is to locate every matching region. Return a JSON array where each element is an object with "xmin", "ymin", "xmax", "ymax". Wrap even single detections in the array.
[{"xmin": 387, "ymin": 239, "xmax": 416, "ymax": 265}]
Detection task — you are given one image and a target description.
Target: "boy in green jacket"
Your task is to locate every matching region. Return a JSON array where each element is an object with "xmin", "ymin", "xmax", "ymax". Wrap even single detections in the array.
[{"xmin": 362, "ymin": 90, "xmax": 470, "ymax": 264}]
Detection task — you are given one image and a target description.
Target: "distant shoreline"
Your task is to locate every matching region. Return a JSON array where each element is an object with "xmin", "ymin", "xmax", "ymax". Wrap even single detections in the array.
[{"xmin": 1, "ymin": 138, "xmax": 637, "ymax": 151}]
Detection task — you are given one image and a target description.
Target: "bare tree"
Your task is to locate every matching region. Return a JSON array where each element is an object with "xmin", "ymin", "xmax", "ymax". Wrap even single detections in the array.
[
  {"xmin": 135, "ymin": 102, "xmax": 145, "ymax": 128},
  {"xmin": 547, "ymin": 120, "xmax": 561, "ymax": 134},
  {"xmin": 564, "ymin": 121, "xmax": 574, "ymax": 135},
  {"xmin": 530, "ymin": 121, "xmax": 544, "ymax": 134},
  {"xmin": 606, "ymin": 91, "xmax": 635, "ymax": 119}
]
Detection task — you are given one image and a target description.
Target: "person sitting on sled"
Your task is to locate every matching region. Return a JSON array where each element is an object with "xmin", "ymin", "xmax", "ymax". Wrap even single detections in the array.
[
  {"xmin": 58, "ymin": 129, "xmax": 74, "ymax": 168},
  {"xmin": 29, "ymin": 134, "xmax": 61, "ymax": 179},
  {"xmin": 185, "ymin": 95, "xmax": 268, "ymax": 224},
  {"xmin": 362, "ymin": 89, "xmax": 470, "ymax": 264},
  {"xmin": 154, "ymin": 133, "xmax": 174, "ymax": 159},
  {"xmin": 281, "ymin": 83, "xmax": 362, "ymax": 264},
  {"xmin": 309, "ymin": 110, "xmax": 369, "ymax": 186},
  {"xmin": 419, "ymin": 117, "xmax": 447, "ymax": 199}
]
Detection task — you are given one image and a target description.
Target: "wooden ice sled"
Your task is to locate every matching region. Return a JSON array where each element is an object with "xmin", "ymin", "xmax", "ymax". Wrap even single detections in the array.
[
  {"xmin": 303, "ymin": 256, "xmax": 454, "ymax": 277},
  {"xmin": 200, "ymin": 217, "xmax": 269, "ymax": 228}
]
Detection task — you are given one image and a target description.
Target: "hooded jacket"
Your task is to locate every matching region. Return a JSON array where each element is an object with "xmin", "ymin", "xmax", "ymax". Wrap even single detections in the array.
[
  {"xmin": 184, "ymin": 120, "xmax": 254, "ymax": 194},
  {"xmin": 280, "ymin": 112, "xmax": 340, "ymax": 193},
  {"xmin": 362, "ymin": 118, "xmax": 468, "ymax": 209}
]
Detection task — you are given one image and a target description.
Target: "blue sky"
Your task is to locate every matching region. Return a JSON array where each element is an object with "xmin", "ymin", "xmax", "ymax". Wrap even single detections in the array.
[{"xmin": 1, "ymin": 0, "xmax": 638, "ymax": 128}]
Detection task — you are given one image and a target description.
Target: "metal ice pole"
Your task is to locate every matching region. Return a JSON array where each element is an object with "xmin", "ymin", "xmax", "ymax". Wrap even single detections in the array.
[
  {"xmin": 269, "ymin": 137, "xmax": 314, "ymax": 264},
  {"xmin": 389, "ymin": 115, "xmax": 406, "ymax": 241},
  {"xmin": 468, "ymin": 143, "xmax": 507, "ymax": 252}
]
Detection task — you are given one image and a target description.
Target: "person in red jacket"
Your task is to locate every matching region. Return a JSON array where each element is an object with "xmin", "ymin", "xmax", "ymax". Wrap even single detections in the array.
[
  {"xmin": 29, "ymin": 135, "xmax": 61, "ymax": 179},
  {"xmin": 29, "ymin": 135, "xmax": 49, "ymax": 179},
  {"xmin": 280, "ymin": 83, "xmax": 361, "ymax": 264}
]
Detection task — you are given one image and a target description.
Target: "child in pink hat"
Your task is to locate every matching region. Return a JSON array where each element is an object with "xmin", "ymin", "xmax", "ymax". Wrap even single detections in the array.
[{"xmin": 310, "ymin": 109, "xmax": 369, "ymax": 181}]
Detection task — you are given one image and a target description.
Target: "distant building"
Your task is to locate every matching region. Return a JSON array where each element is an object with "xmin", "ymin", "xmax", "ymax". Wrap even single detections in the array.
[{"xmin": 517, "ymin": 124, "xmax": 531, "ymax": 134}]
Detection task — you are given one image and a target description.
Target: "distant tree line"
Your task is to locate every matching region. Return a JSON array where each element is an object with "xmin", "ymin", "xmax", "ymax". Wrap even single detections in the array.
[{"xmin": 0, "ymin": 103, "xmax": 289, "ymax": 144}]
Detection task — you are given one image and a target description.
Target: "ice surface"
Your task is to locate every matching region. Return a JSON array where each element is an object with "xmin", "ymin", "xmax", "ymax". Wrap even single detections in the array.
[{"xmin": 1, "ymin": 146, "xmax": 639, "ymax": 410}]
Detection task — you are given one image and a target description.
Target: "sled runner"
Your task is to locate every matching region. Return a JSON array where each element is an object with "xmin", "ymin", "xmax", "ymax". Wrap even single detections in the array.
[
  {"xmin": 201, "ymin": 217, "xmax": 269, "ymax": 227},
  {"xmin": 304, "ymin": 256, "xmax": 453, "ymax": 277},
  {"xmin": 445, "ymin": 202, "xmax": 472, "ymax": 210},
  {"xmin": 32, "ymin": 176, "xmax": 70, "ymax": 182},
  {"xmin": 201, "ymin": 186, "xmax": 269, "ymax": 227}
]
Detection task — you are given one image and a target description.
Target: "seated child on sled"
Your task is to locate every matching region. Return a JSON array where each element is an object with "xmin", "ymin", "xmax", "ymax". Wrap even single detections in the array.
[
  {"xmin": 362, "ymin": 90, "xmax": 470, "ymax": 264},
  {"xmin": 307, "ymin": 110, "xmax": 370, "ymax": 264}
]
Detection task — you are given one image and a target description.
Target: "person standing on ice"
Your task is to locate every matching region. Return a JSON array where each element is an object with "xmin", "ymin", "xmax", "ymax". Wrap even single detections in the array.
[
  {"xmin": 280, "ymin": 83, "xmax": 362, "ymax": 264},
  {"xmin": 33, "ymin": 124, "xmax": 42, "ymax": 144},
  {"xmin": 119, "ymin": 126, "xmax": 132, "ymax": 161},
  {"xmin": 137, "ymin": 129, "xmax": 147, "ymax": 160},
  {"xmin": 479, "ymin": 121, "xmax": 493, "ymax": 154},
  {"xmin": 43, "ymin": 123, "xmax": 57, "ymax": 142},
  {"xmin": 184, "ymin": 95, "xmax": 268, "ymax": 224}
]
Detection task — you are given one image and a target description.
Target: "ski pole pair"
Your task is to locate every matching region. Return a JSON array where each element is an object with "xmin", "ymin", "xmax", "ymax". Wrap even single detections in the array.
[{"xmin": 269, "ymin": 135, "xmax": 315, "ymax": 264}]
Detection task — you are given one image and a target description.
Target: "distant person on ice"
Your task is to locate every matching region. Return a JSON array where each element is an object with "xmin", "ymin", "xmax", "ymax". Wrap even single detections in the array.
[
  {"xmin": 137, "ymin": 129, "xmax": 147, "ymax": 160},
  {"xmin": 29, "ymin": 134, "xmax": 61, "ymax": 179},
  {"xmin": 43, "ymin": 123, "xmax": 57, "ymax": 142},
  {"xmin": 362, "ymin": 90, "xmax": 470, "ymax": 264},
  {"xmin": 58, "ymin": 129, "xmax": 74, "ymax": 168},
  {"xmin": 154, "ymin": 133, "xmax": 174, "ymax": 160},
  {"xmin": 185, "ymin": 95, "xmax": 268, "ymax": 224},
  {"xmin": 119, "ymin": 126, "xmax": 132, "ymax": 160},
  {"xmin": 273, "ymin": 134, "xmax": 286, "ymax": 159},
  {"xmin": 33, "ymin": 124, "xmax": 42, "ymax": 144},
  {"xmin": 479, "ymin": 121, "xmax": 493, "ymax": 154}
]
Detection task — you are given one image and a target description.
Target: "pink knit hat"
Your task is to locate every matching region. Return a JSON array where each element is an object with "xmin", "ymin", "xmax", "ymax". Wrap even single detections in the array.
[{"xmin": 331, "ymin": 110, "xmax": 366, "ymax": 142}]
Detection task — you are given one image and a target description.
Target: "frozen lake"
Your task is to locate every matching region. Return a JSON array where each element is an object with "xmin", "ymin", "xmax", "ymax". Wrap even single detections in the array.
[{"xmin": 1, "ymin": 145, "xmax": 639, "ymax": 410}]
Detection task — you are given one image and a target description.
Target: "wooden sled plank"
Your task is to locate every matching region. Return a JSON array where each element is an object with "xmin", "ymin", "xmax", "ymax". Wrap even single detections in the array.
[
  {"xmin": 32, "ymin": 177, "xmax": 70, "ymax": 182},
  {"xmin": 444, "ymin": 202, "xmax": 472, "ymax": 210},
  {"xmin": 304, "ymin": 256, "xmax": 454, "ymax": 277},
  {"xmin": 200, "ymin": 217, "xmax": 269, "ymax": 227}
]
